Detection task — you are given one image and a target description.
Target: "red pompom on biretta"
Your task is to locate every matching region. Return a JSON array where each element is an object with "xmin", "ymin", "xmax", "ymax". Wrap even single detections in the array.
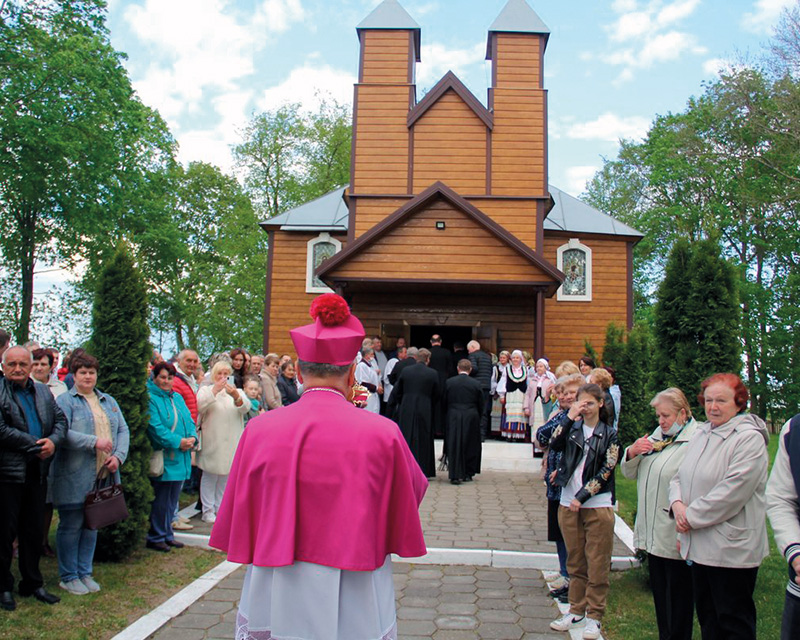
[{"xmin": 309, "ymin": 293, "xmax": 351, "ymax": 327}]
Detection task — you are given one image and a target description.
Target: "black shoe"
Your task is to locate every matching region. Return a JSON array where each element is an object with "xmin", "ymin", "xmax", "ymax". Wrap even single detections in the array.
[
  {"xmin": 556, "ymin": 592, "xmax": 570, "ymax": 604},
  {"xmin": 450, "ymin": 479, "xmax": 462, "ymax": 485},
  {"xmin": 0, "ymin": 592, "xmax": 15, "ymax": 611},
  {"xmin": 464, "ymin": 476, "xmax": 473, "ymax": 482},
  {"xmin": 19, "ymin": 587, "xmax": 60, "ymax": 605},
  {"xmin": 165, "ymin": 539, "xmax": 185, "ymax": 549},
  {"xmin": 549, "ymin": 584, "xmax": 569, "ymax": 599},
  {"xmin": 146, "ymin": 541, "xmax": 171, "ymax": 553}
]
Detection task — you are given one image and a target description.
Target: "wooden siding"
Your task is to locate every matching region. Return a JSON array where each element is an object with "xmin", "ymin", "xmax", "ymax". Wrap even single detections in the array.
[
  {"xmin": 543, "ymin": 236, "xmax": 630, "ymax": 365},
  {"xmin": 352, "ymin": 84, "xmax": 411, "ymax": 195},
  {"xmin": 490, "ymin": 89, "xmax": 546, "ymax": 196},
  {"xmin": 468, "ymin": 198, "xmax": 539, "ymax": 249},
  {"xmin": 494, "ymin": 33, "xmax": 542, "ymax": 88},
  {"xmin": 267, "ymin": 231, "xmax": 348, "ymax": 356},
  {"xmin": 351, "ymin": 292, "xmax": 536, "ymax": 353},
  {"xmin": 329, "ymin": 198, "xmax": 551, "ymax": 282},
  {"xmin": 353, "ymin": 197, "xmax": 412, "ymax": 238},
  {"xmin": 360, "ymin": 30, "xmax": 412, "ymax": 84},
  {"xmin": 412, "ymin": 90, "xmax": 487, "ymax": 194}
]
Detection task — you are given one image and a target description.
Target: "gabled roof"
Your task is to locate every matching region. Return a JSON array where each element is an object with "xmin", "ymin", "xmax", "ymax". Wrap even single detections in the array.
[
  {"xmin": 486, "ymin": 0, "xmax": 550, "ymax": 59},
  {"xmin": 545, "ymin": 185, "xmax": 644, "ymax": 238},
  {"xmin": 259, "ymin": 187, "xmax": 349, "ymax": 232},
  {"xmin": 408, "ymin": 71, "xmax": 493, "ymax": 130},
  {"xmin": 317, "ymin": 181, "xmax": 564, "ymax": 287},
  {"xmin": 357, "ymin": 0, "xmax": 421, "ymax": 62}
]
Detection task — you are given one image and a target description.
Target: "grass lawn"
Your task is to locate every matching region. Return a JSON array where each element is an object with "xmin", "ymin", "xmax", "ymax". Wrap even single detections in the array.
[
  {"xmin": 605, "ymin": 433, "xmax": 785, "ymax": 639},
  {"xmin": 0, "ymin": 541, "xmax": 221, "ymax": 640}
]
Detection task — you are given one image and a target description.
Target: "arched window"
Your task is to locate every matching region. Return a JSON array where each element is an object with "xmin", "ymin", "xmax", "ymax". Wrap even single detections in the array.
[
  {"xmin": 556, "ymin": 238, "xmax": 592, "ymax": 302},
  {"xmin": 306, "ymin": 232, "xmax": 342, "ymax": 294}
]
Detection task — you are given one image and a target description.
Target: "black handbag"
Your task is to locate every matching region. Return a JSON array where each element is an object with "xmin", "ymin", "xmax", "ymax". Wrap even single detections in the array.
[{"xmin": 83, "ymin": 469, "xmax": 129, "ymax": 530}]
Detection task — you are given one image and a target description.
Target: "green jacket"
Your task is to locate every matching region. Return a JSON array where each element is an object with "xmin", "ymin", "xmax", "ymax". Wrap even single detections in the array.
[{"xmin": 147, "ymin": 379, "xmax": 197, "ymax": 482}]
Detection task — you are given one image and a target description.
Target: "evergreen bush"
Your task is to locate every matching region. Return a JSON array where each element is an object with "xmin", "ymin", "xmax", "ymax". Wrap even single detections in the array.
[
  {"xmin": 89, "ymin": 245, "xmax": 154, "ymax": 561},
  {"xmin": 616, "ymin": 323, "xmax": 653, "ymax": 448},
  {"xmin": 602, "ymin": 322, "xmax": 626, "ymax": 373}
]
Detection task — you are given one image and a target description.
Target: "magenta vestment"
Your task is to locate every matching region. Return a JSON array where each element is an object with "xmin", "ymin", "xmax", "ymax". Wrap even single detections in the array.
[{"xmin": 209, "ymin": 389, "xmax": 428, "ymax": 571}]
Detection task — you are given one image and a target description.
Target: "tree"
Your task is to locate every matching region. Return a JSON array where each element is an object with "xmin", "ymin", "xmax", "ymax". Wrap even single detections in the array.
[
  {"xmin": 583, "ymin": 339, "xmax": 600, "ymax": 366},
  {"xmin": 602, "ymin": 322, "xmax": 626, "ymax": 373},
  {"xmin": 234, "ymin": 98, "xmax": 352, "ymax": 219},
  {"xmin": 0, "ymin": 0, "xmax": 176, "ymax": 342},
  {"xmin": 88, "ymin": 245, "xmax": 153, "ymax": 561},
  {"xmin": 616, "ymin": 323, "xmax": 653, "ymax": 448}
]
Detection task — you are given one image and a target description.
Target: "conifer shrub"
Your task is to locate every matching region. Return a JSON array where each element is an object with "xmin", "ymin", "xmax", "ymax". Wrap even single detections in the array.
[{"xmin": 89, "ymin": 245, "xmax": 154, "ymax": 561}]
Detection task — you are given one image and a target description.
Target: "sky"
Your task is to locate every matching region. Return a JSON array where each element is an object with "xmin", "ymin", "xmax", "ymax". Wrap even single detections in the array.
[{"xmin": 103, "ymin": 0, "xmax": 793, "ymax": 197}]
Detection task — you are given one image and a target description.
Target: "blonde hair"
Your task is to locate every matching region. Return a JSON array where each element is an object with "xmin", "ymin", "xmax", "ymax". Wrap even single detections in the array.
[
  {"xmin": 554, "ymin": 373, "xmax": 584, "ymax": 393},
  {"xmin": 210, "ymin": 361, "xmax": 233, "ymax": 379},
  {"xmin": 555, "ymin": 360, "xmax": 580, "ymax": 378},
  {"xmin": 650, "ymin": 387, "xmax": 693, "ymax": 418},
  {"xmin": 589, "ymin": 367, "xmax": 613, "ymax": 390}
]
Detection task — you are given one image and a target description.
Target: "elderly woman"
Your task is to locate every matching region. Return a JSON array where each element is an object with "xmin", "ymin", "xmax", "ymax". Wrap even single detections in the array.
[
  {"xmin": 277, "ymin": 360, "xmax": 301, "ymax": 406},
  {"xmin": 525, "ymin": 358, "xmax": 556, "ymax": 429},
  {"xmin": 621, "ymin": 388, "xmax": 698, "ymax": 640},
  {"xmin": 53, "ymin": 353, "xmax": 129, "ymax": 595},
  {"xmin": 490, "ymin": 351, "xmax": 509, "ymax": 437},
  {"xmin": 196, "ymin": 361, "xmax": 250, "ymax": 523},
  {"xmin": 669, "ymin": 373, "xmax": 769, "ymax": 640},
  {"xmin": 146, "ymin": 362, "xmax": 198, "ymax": 552},
  {"xmin": 496, "ymin": 350, "xmax": 528, "ymax": 441}
]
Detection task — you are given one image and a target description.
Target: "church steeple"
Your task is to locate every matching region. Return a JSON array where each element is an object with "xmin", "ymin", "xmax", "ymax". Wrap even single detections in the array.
[
  {"xmin": 486, "ymin": 0, "xmax": 550, "ymax": 59},
  {"xmin": 357, "ymin": 0, "xmax": 421, "ymax": 62}
]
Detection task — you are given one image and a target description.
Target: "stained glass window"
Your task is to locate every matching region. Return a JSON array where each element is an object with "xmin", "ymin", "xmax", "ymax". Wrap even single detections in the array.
[
  {"xmin": 562, "ymin": 248, "xmax": 587, "ymax": 296},
  {"xmin": 312, "ymin": 242, "xmax": 336, "ymax": 288}
]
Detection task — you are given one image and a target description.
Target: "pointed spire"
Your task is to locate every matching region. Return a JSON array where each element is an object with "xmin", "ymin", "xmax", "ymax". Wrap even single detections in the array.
[
  {"xmin": 357, "ymin": 0, "xmax": 421, "ymax": 61},
  {"xmin": 486, "ymin": 0, "xmax": 550, "ymax": 59}
]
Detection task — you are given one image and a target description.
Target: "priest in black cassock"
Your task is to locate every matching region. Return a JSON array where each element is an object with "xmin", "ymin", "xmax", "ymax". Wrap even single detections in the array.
[
  {"xmin": 391, "ymin": 348, "xmax": 440, "ymax": 478},
  {"xmin": 444, "ymin": 359, "xmax": 484, "ymax": 484},
  {"xmin": 428, "ymin": 335, "xmax": 454, "ymax": 438}
]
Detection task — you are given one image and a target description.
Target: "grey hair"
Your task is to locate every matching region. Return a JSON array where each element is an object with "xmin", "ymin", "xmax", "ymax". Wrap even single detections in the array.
[
  {"xmin": 416, "ymin": 348, "xmax": 431, "ymax": 363},
  {"xmin": 2, "ymin": 345, "xmax": 32, "ymax": 365},
  {"xmin": 297, "ymin": 359, "xmax": 352, "ymax": 378},
  {"xmin": 468, "ymin": 340, "xmax": 480, "ymax": 351},
  {"xmin": 406, "ymin": 347, "xmax": 419, "ymax": 358},
  {"xmin": 207, "ymin": 352, "xmax": 232, "ymax": 369},
  {"xmin": 361, "ymin": 347, "xmax": 374, "ymax": 357}
]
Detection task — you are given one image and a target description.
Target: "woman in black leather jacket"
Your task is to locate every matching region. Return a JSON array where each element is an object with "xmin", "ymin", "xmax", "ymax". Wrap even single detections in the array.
[{"xmin": 547, "ymin": 383, "xmax": 620, "ymax": 639}]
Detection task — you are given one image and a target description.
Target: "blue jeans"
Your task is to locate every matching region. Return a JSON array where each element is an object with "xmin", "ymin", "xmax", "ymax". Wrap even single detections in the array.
[
  {"xmin": 56, "ymin": 506, "xmax": 97, "ymax": 582},
  {"xmin": 148, "ymin": 481, "xmax": 182, "ymax": 544},
  {"xmin": 556, "ymin": 539, "xmax": 569, "ymax": 578}
]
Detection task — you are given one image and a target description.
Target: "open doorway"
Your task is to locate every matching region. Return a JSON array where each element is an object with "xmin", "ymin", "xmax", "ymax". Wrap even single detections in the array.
[{"xmin": 409, "ymin": 325, "xmax": 473, "ymax": 352}]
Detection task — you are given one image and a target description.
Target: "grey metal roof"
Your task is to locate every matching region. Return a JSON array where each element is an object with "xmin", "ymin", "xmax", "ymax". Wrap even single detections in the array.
[
  {"xmin": 357, "ymin": 0, "xmax": 421, "ymax": 62},
  {"xmin": 261, "ymin": 184, "xmax": 643, "ymax": 239},
  {"xmin": 545, "ymin": 185, "xmax": 643, "ymax": 238},
  {"xmin": 259, "ymin": 187, "xmax": 349, "ymax": 232}
]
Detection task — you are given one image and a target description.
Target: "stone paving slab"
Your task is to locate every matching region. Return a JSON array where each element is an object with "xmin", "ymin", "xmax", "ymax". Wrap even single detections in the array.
[
  {"xmin": 150, "ymin": 564, "xmax": 567, "ymax": 640},
  {"xmin": 183, "ymin": 470, "xmax": 632, "ymax": 558}
]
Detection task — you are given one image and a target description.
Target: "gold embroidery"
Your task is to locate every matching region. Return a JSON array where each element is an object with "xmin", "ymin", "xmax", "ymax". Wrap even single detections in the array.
[
  {"xmin": 585, "ymin": 479, "xmax": 602, "ymax": 496},
  {"xmin": 606, "ymin": 443, "xmax": 620, "ymax": 468}
]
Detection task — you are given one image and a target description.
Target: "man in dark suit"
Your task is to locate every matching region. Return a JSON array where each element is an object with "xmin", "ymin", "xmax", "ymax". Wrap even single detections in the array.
[
  {"xmin": 444, "ymin": 359, "xmax": 483, "ymax": 484},
  {"xmin": 391, "ymin": 348, "xmax": 440, "ymax": 478},
  {"xmin": 468, "ymin": 340, "xmax": 493, "ymax": 441},
  {"xmin": 428, "ymin": 335, "xmax": 453, "ymax": 438}
]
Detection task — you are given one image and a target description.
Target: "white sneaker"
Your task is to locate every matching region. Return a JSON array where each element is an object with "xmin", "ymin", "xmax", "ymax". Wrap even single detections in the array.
[
  {"xmin": 542, "ymin": 570, "xmax": 561, "ymax": 582},
  {"xmin": 550, "ymin": 612, "xmax": 585, "ymax": 632},
  {"xmin": 201, "ymin": 512, "xmax": 216, "ymax": 524},
  {"xmin": 80, "ymin": 576, "xmax": 101, "ymax": 593},
  {"xmin": 178, "ymin": 516, "xmax": 192, "ymax": 524},
  {"xmin": 583, "ymin": 617, "xmax": 601, "ymax": 639},
  {"xmin": 59, "ymin": 579, "xmax": 89, "ymax": 595},
  {"xmin": 172, "ymin": 520, "xmax": 194, "ymax": 530}
]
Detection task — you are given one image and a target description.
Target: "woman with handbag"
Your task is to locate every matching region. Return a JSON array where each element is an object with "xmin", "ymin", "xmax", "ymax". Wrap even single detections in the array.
[
  {"xmin": 146, "ymin": 362, "xmax": 198, "ymax": 552},
  {"xmin": 53, "ymin": 353, "xmax": 129, "ymax": 596}
]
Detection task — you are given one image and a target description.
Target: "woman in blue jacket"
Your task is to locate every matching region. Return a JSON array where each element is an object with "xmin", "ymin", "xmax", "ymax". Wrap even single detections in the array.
[
  {"xmin": 53, "ymin": 353, "xmax": 130, "ymax": 596},
  {"xmin": 146, "ymin": 362, "xmax": 198, "ymax": 552}
]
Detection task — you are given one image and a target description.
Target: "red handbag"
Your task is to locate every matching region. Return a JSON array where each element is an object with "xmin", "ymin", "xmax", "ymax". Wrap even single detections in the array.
[{"xmin": 84, "ymin": 469, "xmax": 129, "ymax": 530}]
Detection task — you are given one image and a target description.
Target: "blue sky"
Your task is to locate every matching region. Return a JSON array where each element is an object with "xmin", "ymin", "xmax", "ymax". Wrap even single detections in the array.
[{"xmin": 103, "ymin": 0, "xmax": 792, "ymax": 197}]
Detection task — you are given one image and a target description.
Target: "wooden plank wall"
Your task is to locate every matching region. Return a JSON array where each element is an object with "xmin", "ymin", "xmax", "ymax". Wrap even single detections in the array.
[
  {"xmin": 542, "ymin": 235, "xmax": 630, "ymax": 365},
  {"xmin": 360, "ymin": 30, "xmax": 412, "ymax": 84},
  {"xmin": 332, "ymin": 198, "xmax": 549, "ymax": 282},
  {"xmin": 412, "ymin": 90, "xmax": 486, "ymax": 194},
  {"xmin": 353, "ymin": 198, "xmax": 411, "ymax": 237},
  {"xmin": 495, "ymin": 33, "xmax": 542, "ymax": 87},
  {"xmin": 469, "ymin": 198, "xmax": 537, "ymax": 249}
]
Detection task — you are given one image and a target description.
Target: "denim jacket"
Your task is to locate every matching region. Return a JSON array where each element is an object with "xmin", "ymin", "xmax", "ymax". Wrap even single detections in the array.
[{"xmin": 52, "ymin": 387, "xmax": 130, "ymax": 507}]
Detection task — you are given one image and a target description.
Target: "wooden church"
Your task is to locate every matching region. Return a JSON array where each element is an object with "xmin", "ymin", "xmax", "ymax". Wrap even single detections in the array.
[{"xmin": 260, "ymin": 0, "xmax": 642, "ymax": 362}]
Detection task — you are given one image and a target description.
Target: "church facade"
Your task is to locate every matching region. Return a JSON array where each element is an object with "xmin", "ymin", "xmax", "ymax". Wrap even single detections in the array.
[{"xmin": 261, "ymin": 0, "xmax": 642, "ymax": 361}]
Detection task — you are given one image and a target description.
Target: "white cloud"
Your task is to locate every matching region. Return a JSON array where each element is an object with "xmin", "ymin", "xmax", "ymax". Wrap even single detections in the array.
[
  {"xmin": 703, "ymin": 57, "xmax": 727, "ymax": 75},
  {"xmin": 742, "ymin": 0, "xmax": 795, "ymax": 33},
  {"xmin": 608, "ymin": 11, "xmax": 652, "ymax": 41},
  {"xmin": 567, "ymin": 113, "xmax": 650, "ymax": 143},
  {"xmin": 176, "ymin": 130, "xmax": 236, "ymax": 172},
  {"xmin": 416, "ymin": 41, "xmax": 485, "ymax": 86},
  {"xmin": 257, "ymin": 63, "xmax": 357, "ymax": 113},
  {"xmin": 639, "ymin": 31, "xmax": 707, "ymax": 66},
  {"xmin": 565, "ymin": 166, "xmax": 601, "ymax": 196},
  {"xmin": 657, "ymin": 0, "xmax": 701, "ymax": 25},
  {"xmin": 612, "ymin": 0, "xmax": 638, "ymax": 11}
]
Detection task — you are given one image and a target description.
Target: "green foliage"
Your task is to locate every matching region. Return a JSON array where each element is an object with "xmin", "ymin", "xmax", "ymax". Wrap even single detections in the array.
[
  {"xmin": 616, "ymin": 323, "xmax": 653, "ymax": 448},
  {"xmin": 582, "ymin": 339, "xmax": 600, "ymax": 366},
  {"xmin": 88, "ymin": 246, "xmax": 153, "ymax": 561},
  {"xmin": 602, "ymin": 322, "xmax": 626, "ymax": 373},
  {"xmin": 652, "ymin": 239, "xmax": 740, "ymax": 418}
]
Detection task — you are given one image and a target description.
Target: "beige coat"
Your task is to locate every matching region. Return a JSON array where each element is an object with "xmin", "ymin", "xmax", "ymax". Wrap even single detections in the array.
[
  {"xmin": 668, "ymin": 413, "xmax": 770, "ymax": 568},
  {"xmin": 621, "ymin": 418, "xmax": 698, "ymax": 559},
  {"xmin": 196, "ymin": 386, "xmax": 249, "ymax": 475},
  {"xmin": 260, "ymin": 371, "xmax": 282, "ymax": 410}
]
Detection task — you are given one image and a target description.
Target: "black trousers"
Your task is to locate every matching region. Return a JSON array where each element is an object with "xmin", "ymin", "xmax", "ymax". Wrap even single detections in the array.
[
  {"xmin": 648, "ymin": 553, "xmax": 694, "ymax": 640},
  {"xmin": 691, "ymin": 562, "xmax": 758, "ymax": 640},
  {"xmin": 479, "ymin": 388, "xmax": 491, "ymax": 438},
  {"xmin": 0, "ymin": 461, "xmax": 46, "ymax": 593},
  {"xmin": 782, "ymin": 591, "xmax": 800, "ymax": 640}
]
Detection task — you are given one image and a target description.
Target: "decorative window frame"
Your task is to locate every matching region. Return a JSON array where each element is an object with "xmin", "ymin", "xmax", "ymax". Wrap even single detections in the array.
[
  {"xmin": 306, "ymin": 232, "xmax": 342, "ymax": 294},
  {"xmin": 556, "ymin": 238, "xmax": 592, "ymax": 302}
]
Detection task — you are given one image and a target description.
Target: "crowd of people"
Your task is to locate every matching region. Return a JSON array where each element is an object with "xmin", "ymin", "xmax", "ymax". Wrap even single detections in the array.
[{"xmin": 2, "ymin": 319, "xmax": 800, "ymax": 640}]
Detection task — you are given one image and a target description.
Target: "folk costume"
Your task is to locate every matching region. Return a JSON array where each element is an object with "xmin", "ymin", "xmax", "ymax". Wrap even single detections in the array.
[
  {"xmin": 392, "ymin": 362, "xmax": 441, "ymax": 478},
  {"xmin": 525, "ymin": 359, "xmax": 556, "ymax": 431},
  {"xmin": 490, "ymin": 357, "xmax": 507, "ymax": 437},
  {"xmin": 496, "ymin": 351, "xmax": 528, "ymax": 441},
  {"xmin": 444, "ymin": 373, "xmax": 483, "ymax": 484},
  {"xmin": 209, "ymin": 295, "xmax": 427, "ymax": 640}
]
